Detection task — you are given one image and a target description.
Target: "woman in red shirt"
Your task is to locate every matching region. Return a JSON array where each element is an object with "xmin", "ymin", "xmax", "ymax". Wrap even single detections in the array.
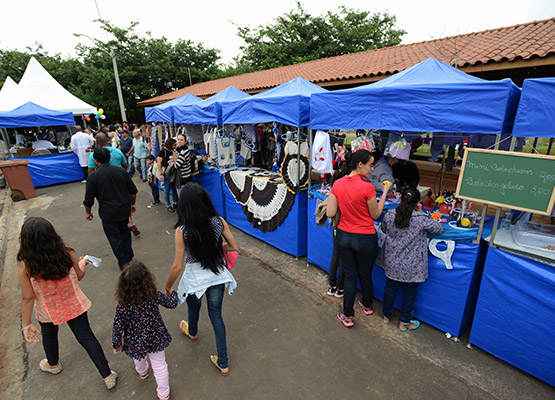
[{"xmin": 327, "ymin": 149, "xmax": 391, "ymax": 327}]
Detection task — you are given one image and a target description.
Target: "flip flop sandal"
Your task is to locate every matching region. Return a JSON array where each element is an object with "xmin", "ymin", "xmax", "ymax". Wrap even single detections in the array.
[
  {"xmin": 179, "ymin": 320, "xmax": 198, "ymax": 341},
  {"xmin": 399, "ymin": 320, "xmax": 421, "ymax": 332},
  {"xmin": 39, "ymin": 359, "xmax": 62, "ymax": 374},
  {"xmin": 210, "ymin": 355, "xmax": 229, "ymax": 376}
]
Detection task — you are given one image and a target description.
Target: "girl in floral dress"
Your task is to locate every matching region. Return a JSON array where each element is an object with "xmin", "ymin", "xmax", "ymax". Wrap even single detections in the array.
[
  {"xmin": 378, "ymin": 188, "xmax": 443, "ymax": 331},
  {"xmin": 112, "ymin": 261, "xmax": 178, "ymax": 400}
]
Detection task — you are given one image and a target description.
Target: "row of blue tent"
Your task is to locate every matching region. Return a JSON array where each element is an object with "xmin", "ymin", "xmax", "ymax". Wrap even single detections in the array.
[{"xmin": 144, "ymin": 57, "xmax": 555, "ymax": 139}]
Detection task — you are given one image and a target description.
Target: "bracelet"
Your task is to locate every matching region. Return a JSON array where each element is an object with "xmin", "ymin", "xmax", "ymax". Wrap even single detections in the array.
[{"xmin": 22, "ymin": 324, "xmax": 32, "ymax": 330}]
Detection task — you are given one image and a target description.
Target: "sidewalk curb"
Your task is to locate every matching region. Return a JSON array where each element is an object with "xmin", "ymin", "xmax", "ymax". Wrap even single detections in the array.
[{"xmin": 0, "ymin": 187, "xmax": 13, "ymax": 286}]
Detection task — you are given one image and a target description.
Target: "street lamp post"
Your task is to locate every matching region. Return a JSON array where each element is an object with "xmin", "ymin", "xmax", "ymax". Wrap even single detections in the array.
[{"xmin": 73, "ymin": 33, "xmax": 127, "ymax": 123}]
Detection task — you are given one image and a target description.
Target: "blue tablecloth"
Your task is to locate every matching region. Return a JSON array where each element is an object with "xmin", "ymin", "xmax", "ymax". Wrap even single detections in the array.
[
  {"xmin": 469, "ymin": 247, "xmax": 555, "ymax": 386},
  {"xmin": 9, "ymin": 152, "xmax": 84, "ymax": 187},
  {"xmin": 193, "ymin": 167, "xmax": 226, "ymax": 218},
  {"xmin": 224, "ymin": 184, "xmax": 307, "ymax": 257},
  {"xmin": 307, "ymin": 195, "xmax": 489, "ymax": 336}
]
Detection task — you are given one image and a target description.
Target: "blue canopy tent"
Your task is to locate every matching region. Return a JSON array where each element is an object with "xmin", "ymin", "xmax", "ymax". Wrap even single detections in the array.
[
  {"xmin": 222, "ymin": 77, "xmax": 327, "ymax": 127},
  {"xmin": 144, "ymin": 93, "xmax": 201, "ymax": 123},
  {"xmin": 310, "ymin": 58, "xmax": 521, "ymax": 134},
  {"xmin": 175, "ymin": 86, "xmax": 250, "ymax": 125},
  {"xmin": 512, "ymin": 78, "xmax": 555, "ymax": 138},
  {"xmin": 0, "ymin": 101, "xmax": 75, "ymax": 128}
]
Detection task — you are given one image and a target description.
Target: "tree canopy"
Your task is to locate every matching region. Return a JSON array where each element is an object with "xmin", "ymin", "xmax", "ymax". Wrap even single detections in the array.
[
  {"xmin": 234, "ymin": 3, "xmax": 406, "ymax": 72},
  {"xmin": 0, "ymin": 5, "xmax": 406, "ymax": 122}
]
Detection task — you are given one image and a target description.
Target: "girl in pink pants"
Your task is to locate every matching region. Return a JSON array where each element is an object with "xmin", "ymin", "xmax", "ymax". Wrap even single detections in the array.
[{"xmin": 112, "ymin": 261, "xmax": 178, "ymax": 400}]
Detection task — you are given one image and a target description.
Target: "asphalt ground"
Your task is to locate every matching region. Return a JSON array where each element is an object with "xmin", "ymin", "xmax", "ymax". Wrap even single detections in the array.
[{"xmin": 0, "ymin": 179, "xmax": 553, "ymax": 399}]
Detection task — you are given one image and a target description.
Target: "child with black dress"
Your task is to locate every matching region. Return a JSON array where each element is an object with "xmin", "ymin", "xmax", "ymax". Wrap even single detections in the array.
[{"xmin": 112, "ymin": 261, "xmax": 178, "ymax": 400}]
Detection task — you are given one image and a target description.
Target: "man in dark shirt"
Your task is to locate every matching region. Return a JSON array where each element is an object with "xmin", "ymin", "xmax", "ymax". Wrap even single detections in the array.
[
  {"xmin": 118, "ymin": 129, "xmax": 135, "ymax": 177},
  {"xmin": 84, "ymin": 148, "xmax": 138, "ymax": 269},
  {"xmin": 392, "ymin": 159, "xmax": 420, "ymax": 190}
]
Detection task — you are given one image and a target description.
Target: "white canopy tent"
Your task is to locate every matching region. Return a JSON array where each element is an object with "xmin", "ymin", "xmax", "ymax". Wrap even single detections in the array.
[{"xmin": 0, "ymin": 57, "xmax": 96, "ymax": 115}]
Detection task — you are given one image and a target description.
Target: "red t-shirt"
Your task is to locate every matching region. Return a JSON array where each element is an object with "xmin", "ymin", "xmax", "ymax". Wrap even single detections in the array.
[{"xmin": 330, "ymin": 174, "xmax": 377, "ymax": 234}]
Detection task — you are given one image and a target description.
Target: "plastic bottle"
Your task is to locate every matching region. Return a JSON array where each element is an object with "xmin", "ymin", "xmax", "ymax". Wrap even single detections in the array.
[{"xmin": 501, "ymin": 210, "xmax": 512, "ymax": 229}]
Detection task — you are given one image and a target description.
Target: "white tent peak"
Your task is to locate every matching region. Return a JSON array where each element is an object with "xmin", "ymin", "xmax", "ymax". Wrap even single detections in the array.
[
  {"xmin": 0, "ymin": 76, "xmax": 29, "ymax": 112},
  {"xmin": 3, "ymin": 57, "xmax": 97, "ymax": 115}
]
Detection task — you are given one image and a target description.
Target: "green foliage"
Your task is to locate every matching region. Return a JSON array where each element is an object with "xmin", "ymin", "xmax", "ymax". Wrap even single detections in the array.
[
  {"xmin": 0, "ymin": 20, "xmax": 222, "ymax": 123},
  {"xmin": 234, "ymin": 2, "xmax": 406, "ymax": 72}
]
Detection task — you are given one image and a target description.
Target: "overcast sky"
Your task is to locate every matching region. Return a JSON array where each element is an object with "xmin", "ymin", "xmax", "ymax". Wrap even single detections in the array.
[{"xmin": 1, "ymin": 0, "xmax": 553, "ymax": 66}]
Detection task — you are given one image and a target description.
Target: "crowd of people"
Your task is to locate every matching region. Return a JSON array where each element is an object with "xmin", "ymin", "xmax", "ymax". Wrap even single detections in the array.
[{"xmin": 18, "ymin": 125, "xmax": 448, "ymax": 399}]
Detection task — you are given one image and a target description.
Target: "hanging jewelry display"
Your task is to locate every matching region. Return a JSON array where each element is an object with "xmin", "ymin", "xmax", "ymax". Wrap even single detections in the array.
[
  {"xmin": 225, "ymin": 168, "xmax": 295, "ymax": 232},
  {"xmin": 280, "ymin": 141, "xmax": 309, "ymax": 193}
]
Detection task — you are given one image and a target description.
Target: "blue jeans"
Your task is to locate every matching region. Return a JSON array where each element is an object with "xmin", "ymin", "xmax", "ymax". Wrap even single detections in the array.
[
  {"xmin": 148, "ymin": 180, "xmax": 160, "ymax": 204},
  {"xmin": 336, "ymin": 229, "xmax": 378, "ymax": 317},
  {"xmin": 127, "ymin": 154, "xmax": 135, "ymax": 176},
  {"xmin": 382, "ymin": 278, "xmax": 419, "ymax": 324},
  {"xmin": 163, "ymin": 174, "xmax": 178, "ymax": 207},
  {"xmin": 186, "ymin": 284, "xmax": 228, "ymax": 368},
  {"xmin": 134, "ymin": 157, "xmax": 147, "ymax": 181}
]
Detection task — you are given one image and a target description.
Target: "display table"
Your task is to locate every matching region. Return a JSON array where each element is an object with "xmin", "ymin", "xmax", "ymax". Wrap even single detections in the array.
[
  {"xmin": 224, "ymin": 168, "xmax": 307, "ymax": 257},
  {"xmin": 469, "ymin": 246, "xmax": 555, "ymax": 386},
  {"xmin": 307, "ymin": 194, "xmax": 492, "ymax": 337},
  {"xmin": 9, "ymin": 152, "xmax": 84, "ymax": 187},
  {"xmin": 193, "ymin": 167, "xmax": 226, "ymax": 218}
]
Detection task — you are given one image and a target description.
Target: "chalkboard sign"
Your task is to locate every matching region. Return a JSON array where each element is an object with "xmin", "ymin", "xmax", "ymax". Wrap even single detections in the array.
[{"xmin": 456, "ymin": 149, "xmax": 555, "ymax": 215}]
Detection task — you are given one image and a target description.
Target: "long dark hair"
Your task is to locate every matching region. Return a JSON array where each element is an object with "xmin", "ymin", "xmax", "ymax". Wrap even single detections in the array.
[
  {"xmin": 394, "ymin": 188, "xmax": 421, "ymax": 229},
  {"xmin": 115, "ymin": 260, "xmax": 159, "ymax": 307},
  {"xmin": 175, "ymin": 182, "xmax": 224, "ymax": 274},
  {"xmin": 17, "ymin": 217, "xmax": 73, "ymax": 280}
]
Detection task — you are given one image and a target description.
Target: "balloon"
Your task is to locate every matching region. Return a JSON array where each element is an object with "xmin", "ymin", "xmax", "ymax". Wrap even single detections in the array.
[
  {"xmin": 100, "ymin": 114, "xmax": 106, "ymax": 120},
  {"xmin": 95, "ymin": 115, "xmax": 100, "ymax": 120},
  {"xmin": 461, "ymin": 218, "xmax": 471, "ymax": 227},
  {"xmin": 98, "ymin": 108, "xmax": 104, "ymax": 114},
  {"xmin": 85, "ymin": 116, "xmax": 90, "ymax": 121},
  {"xmin": 97, "ymin": 112, "xmax": 102, "ymax": 117}
]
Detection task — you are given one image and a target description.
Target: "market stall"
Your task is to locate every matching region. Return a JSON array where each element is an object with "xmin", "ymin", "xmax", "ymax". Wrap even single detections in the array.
[
  {"xmin": 468, "ymin": 78, "xmax": 555, "ymax": 386},
  {"xmin": 0, "ymin": 102, "xmax": 83, "ymax": 187},
  {"xmin": 220, "ymin": 77, "xmax": 327, "ymax": 257},
  {"xmin": 307, "ymin": 58, "xmax": 521, "ymax": 336}
]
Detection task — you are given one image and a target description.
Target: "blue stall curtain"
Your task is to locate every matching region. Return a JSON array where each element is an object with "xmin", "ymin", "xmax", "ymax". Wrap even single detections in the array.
[
  {"xmin": 10, "ymin": 152, "xmax": 84, "ymax": 187},
  {"xmin": 222, "ymin": 77, "xmax": 327, "ymax": 127},
  {"xmin": 512, "ymin": 77, "xmax": 555, "ymax": 138},
  {"xmin": 469, "ymin": 247, "xmax": 555, "ymax": 386},
  {"xmin": 310, "ymin": 58, "xmax": 520, "ymax": 134}
]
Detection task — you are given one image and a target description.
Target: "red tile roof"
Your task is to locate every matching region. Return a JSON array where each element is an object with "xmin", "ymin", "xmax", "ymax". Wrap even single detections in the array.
[{"xmin": 138, "ymin": 18, "xmax": 555, "ymax": 106}]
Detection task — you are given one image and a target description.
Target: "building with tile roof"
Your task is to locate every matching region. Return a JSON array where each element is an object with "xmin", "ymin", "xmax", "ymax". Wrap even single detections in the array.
[{"xmin": 138, "ymin": 18, "xmax": 555, "ymax": 107}]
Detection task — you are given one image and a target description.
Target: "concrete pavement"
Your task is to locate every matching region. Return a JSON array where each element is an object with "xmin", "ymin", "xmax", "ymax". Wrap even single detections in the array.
[{"xmin": 0, "ymin": 179, "xmax": 553, "ymax": 399}]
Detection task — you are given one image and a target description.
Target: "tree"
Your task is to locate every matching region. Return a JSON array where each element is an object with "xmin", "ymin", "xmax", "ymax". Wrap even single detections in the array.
[
  {"xmin": 234, "ymin": 2, "xmax": 406, "ymax": 72},
  {"xmin": 74, "ymin": 20, "xmax": 222, "ymax": 122}
]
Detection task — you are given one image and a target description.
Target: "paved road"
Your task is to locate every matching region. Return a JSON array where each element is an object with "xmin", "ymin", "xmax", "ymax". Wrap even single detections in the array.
[{"xmin": 0, "ymin": 180, "xmax": 552, "ymax": 399}]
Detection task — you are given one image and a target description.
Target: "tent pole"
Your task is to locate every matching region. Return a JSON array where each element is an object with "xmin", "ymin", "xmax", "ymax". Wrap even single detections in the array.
[
  {"xmin": 297, "ymin": 126, "xmax": 301, "ymax": 191},
  {"xmin": 509, "ymin": 136, "xmax": 517, "ymax": 152},
  {"xmin": 438, "ymin": 143, "xmax": 446, "ymax": 194},
  {"xmin": 494, "ymin": 134, "xmax": 501, "ymax": 150},
  {"xmin": 308, "ymin": 128, "xmax": 313, "ymax": 195},
  {"xmin": 547, "ymin": 138, "xmax": 553, "ymax": 155}
]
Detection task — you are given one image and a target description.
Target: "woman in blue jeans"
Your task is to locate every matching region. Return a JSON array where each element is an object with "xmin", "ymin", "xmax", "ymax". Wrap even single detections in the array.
[
  {"xmin": 157, "ymin": 138, "xmax": 178, "ymax": 212},
  {"xmin": 326, "ymin": 149, "xmax": 391, "ymax": 327},
  {"xmin": 165, "ymin": 182, "xmax": 238, "ymax": 375}
]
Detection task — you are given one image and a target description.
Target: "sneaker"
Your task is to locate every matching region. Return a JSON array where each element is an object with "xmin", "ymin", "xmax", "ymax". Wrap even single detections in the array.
[
  {"xmin": 167, "ymin": 206, "xmax": 175, "ymax": 212},
  {"xmin": 39, "ymin": 359, "xmax": 62, "ymax": 374},
  {"xmin": 327, "ymin": 286, "xmax": 337, "ymax": 296},
  {"xmin": 138, "ymin": 370, "xmax": 149, "ymax": 380},
  {"xmin": 129, "ymin": 224, "xmax": 140, "ymax": 236},
  {"xmin": 147, "ymin": 202, "xmax": 161, "ymax": 209},
  {"xmin": 337, "ymin": 310, "xmax": 354, "ymax": 327},
  {"xmin": 358, "ymin": 300, "xmax": 374, "ymax": 315},
  {"xmin": 103, "ymin": 370, "xmax": 118, "ymax": 389},
  {"xmin": 334, "ymin": 289, "xmax": 345, "ymax": 298}
]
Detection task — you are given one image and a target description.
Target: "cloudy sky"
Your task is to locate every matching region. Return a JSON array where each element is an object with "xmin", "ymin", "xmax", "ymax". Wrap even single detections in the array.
[{"xmin": 1, "ymin": 0, "xmax": 553, "ymax": 65}]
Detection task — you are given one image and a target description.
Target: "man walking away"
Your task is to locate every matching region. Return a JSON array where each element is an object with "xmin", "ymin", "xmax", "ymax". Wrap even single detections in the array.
[{"xmin": 84, "ymin": 148, "xmax": 138, "ymax": 269}]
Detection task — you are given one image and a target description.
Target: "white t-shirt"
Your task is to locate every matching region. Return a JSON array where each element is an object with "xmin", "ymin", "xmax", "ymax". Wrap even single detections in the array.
[
  {"xmin": 32, "ymin": 140, "xmax": 56, "ymax": 150},
  {"xmin": 70, "ymin": 132, "xmax": 94, "ymax": 167}
]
